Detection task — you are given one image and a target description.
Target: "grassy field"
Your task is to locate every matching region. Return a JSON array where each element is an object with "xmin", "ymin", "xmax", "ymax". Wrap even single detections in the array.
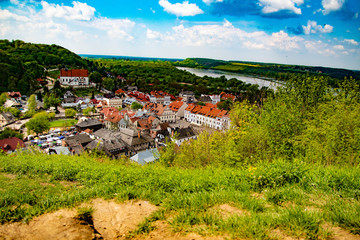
[
  {"xmin": 0, "ymin": 152, "xmax": 359, "ymax": 239},
  {"xmin": 49, "ymin": 119, "xmax": 78, "ymax": 128}
]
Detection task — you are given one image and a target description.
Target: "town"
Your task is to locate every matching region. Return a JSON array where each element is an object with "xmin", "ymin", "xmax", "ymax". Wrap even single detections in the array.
[{"xmin": 0, "ymin": 68, "xmax": 235, "ymax": 165}]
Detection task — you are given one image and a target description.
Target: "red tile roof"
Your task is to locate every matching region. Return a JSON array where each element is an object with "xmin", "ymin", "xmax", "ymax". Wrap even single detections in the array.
[
  {"xmin": 115, "ymin": 89, "xmax": 126, "ymax": 94},
  {"xmin": 169, "ymin": 101, "xmax": 184, "ymax": 112},
  {"xmin": 60, "ymin": 69, "xmax": 88, "ymax": 78},
  {"xmin": 0, "ymin": 137, "xmax": 25, "ymax": 152}
]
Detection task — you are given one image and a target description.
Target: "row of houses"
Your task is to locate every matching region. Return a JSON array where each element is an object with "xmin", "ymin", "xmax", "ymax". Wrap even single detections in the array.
[{"xmin": 185, "ymin": 104, "xmax": 230, "ymax": 130}]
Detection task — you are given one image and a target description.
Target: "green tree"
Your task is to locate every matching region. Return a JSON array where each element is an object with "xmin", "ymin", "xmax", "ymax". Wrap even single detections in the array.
[
  {"xmin": 65, "ymin": 108, "xmax": 77, "ymax": 118},
  {"xmin": 89, "ymin": 71, "xmax": 102, "ymax": 90},
  {"xmin": 83, "ymin": 107, "xmax": 95, "ymax": 117},
  {"xmin": 103, "ymin": 77, "xmax": 115, "ymax": 91},
  {"xmin": 0, "ymin": 92, "xmax": 9, "ymax": 106},
  {"xmin": 27, "ymin": 94, "xmax": 37, "ymax": 113},
  {"xmin": 5, "ymin": 107, "xmax": 20, "ymax": 118},
  {"xmin": 131, "ymin": 101, "xmax": 143, "ymax": 110},
  {"xmin": 0, "ymin": 127, "xmax": 23, "ymax": 140},
  {"xmin": 44, "ymin": 93, "xmax": 61, "ymax": 112},
  {"xmin": 26, "ymin": 112, "xmax": 51, "ymax": 135}
]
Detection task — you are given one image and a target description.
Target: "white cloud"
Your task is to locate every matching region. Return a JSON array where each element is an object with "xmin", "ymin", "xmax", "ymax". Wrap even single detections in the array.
[
  {"xmin": 321, "ymin": 0, "xmax": 345, "ymax": 15},
  {"xmin": 159, "ymin": 0, "xmax": 204, "ymax": 17},
  {"xmin": 150, "ymin": 8, "xmax": 155, "ymax": 13},
  {"xmin": 343, "ymin": 39, "xmax": 359, "ymax": 45},
  {"xmin": 333, "ymin": 45, "xmax": 344, "ymax": 50},
  {"xmin": 41, "ymin": 1, "xmax": 95, "ymax": 21},
  {"xmin": 202, "ymin": 0, "xmax": 223, "ymax": 5},
  {"xmin": 147, "ymin": 20, "xmax": 302, "ymax": 51},
  {"xmin": 0, "ymin": 8, "xmax": 29, "ymax": 21},
  {"xmin": 89, "ymin": 18, "xmax": 135, "ymax": 41},
  {"xmin": 302, "ymin": 20, "xmax": 333, "ymax": 34},
  {"xmin": 258, "ymin": 0, "xmax": 304, "ymax": 15}
]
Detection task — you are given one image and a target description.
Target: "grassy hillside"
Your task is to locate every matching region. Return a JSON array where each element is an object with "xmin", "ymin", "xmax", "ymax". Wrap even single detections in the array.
[
  {"xmin": 1, "ymin": 152, "xmax": 360, "ymax": 239},
  {"xmin": 0, "ymin": 39, "xmax": 89, "ymax": 94}
]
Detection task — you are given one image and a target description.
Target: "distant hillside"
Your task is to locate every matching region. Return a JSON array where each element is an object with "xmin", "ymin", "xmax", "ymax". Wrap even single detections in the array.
[
  {"xmin": 174, "ymin": 58, "xmax": 360, "ymax": 86},
  {"xmin": 0, "ymin": 39, "xmax": 88, "ymax": 94}
]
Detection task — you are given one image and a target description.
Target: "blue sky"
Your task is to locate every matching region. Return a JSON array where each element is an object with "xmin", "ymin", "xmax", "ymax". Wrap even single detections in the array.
[{"xmin": 0, "ymin": 0, "xmax": 359, "ymax": 70}]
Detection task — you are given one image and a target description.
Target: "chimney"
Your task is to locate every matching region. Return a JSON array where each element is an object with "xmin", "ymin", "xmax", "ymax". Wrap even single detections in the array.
[
  {"xmin": 138, "ymin": 130, "xmax": 141, "ymax": 139},
  {"xmin": 171, "ymin": 129, "xmax": 174, "ymax": 137}
]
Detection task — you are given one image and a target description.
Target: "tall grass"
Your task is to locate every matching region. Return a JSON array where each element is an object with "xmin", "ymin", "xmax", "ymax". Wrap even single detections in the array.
[{"xmin": 1, "ymin": 152, "xmax": 359, "ymax": 238}]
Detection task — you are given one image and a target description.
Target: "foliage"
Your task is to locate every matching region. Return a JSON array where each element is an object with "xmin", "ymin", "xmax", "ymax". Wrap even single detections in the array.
[
  {"xmin": 102, "ymin": 77, "xmax": 115, "ymax": 91},
  {"xmin": 89, "ymin": 71, "xmax": 102, "ymax": 90},
  {"xmin": 0, "ymin": 92, "xmax": 9, "ymax": 106},
  {"xmin": 4, "ymin": 107, "xmax": 20, "ymax": 118},
  {"xmin": 0, "ymin": 153, "xmax": 359, "ymax": 239},
  {"xmin": 131, "ymin": 101, "xmax": 143, "ymax": 110},
  {"xmin": 0, "ymin": 128, "xmax": 23, "ymax": 140},
  {"xmin": 25, "ymin": 111, "xmax": 53, "ymax": 135},
  {"xmin": 0, "ymin": 39, "xmax": 88, "ymax": 94},
  {"xmin": 43, "ymin": 93, "xmax": 61, "ymax": 110},
  {"xmin": 65, "ymin": 108, "xmax": 77, "ymax": 118},
  {"xmin": 82, "ymin": 107, "xmax": 95, "ymax": 116},
  {"xmin": 27, "ymin": 94, "xmax": 37, "ymax": 114}
]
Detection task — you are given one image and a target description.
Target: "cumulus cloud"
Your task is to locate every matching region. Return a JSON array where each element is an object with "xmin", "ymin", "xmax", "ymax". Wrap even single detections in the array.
[
  {"xmin": 258, "ymin": 0, "xmax": 304, "ymax": 15},
  {"xmin": 147, "ymin": 19, "xmax": 303, "ymax": 51},
  {"xmin": 343, "ymin": 39, "xmax": 359, "ymax": 45},
  {"xmin": 159, "ymin": 0, "xmax": 204, "ymax": 16},
  {"xmin": 89, "ymin": 18, "xmax": 135, "ymax": 40},
  {"xmin": 321, "ymin": 0, "xmax": 345, "ymax": 15},
  {"xmin": 333, "ymin": 44, "xmax": 344, "ymax": 50},
  {"xmin": 0, "ymin": 8, "xmax": 29, "ymax": 21},
  {"xmin": 41, "ymin": 1, "xmax": 95, "ymax": 21},
  {"xmin": 203, "ymin": 0, "xmax": 223, "ymax": 5},
  {"xmin": 302, "ymin": 20, "xmax": 333, "ymax": 34}
]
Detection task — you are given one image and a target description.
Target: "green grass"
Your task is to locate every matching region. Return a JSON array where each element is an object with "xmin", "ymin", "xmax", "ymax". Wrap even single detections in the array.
[
  {"xmin": 49, "ymin": 119, "xmax": 78, "ymax": 128},
  {"xmin": 0, "ymin": 152, "xmax": 360, "ymax": 239}
]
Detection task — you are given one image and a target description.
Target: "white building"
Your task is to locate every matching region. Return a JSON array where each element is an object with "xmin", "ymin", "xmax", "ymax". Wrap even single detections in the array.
[{"xmin": 60, "ymin": 69, "xmax": 89, "ymax": 86}]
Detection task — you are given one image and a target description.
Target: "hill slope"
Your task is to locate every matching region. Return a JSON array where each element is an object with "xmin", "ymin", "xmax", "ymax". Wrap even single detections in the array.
[{"xmin": 0, "ymin": 39, "xmax": 88, "ymax": 94}]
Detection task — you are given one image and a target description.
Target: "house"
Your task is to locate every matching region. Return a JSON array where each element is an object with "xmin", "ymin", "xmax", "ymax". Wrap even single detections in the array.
[
  {"xmin": 149, "ymin": 91, "xmax": 174, "ymax": 105},
  {"xmin": 0, "ymin": 137, "xmax": 25, "ymax": 152},
  {"xmin": 184, "ymin": 104, "xmax": 230, "ymax": 130},
  {"xmin": 119, "ymin": 128, "xmax": 155, "ymax": 154},
  {"xmin": 101, "ymin": 107, "xmax": 121, "ymax": 130},
  {"xmin": 210, "ymin": 95, "xmax": 221, "ymax": 104},
  {"xmin": 179, "ymin": 91, "xmax": 196, "ymax": 103},
  {"xmin": 8, "ymin": 92, "xmax": 21, "ymax": 101},
  {"xmin": 63, "ymin": 91, "xmax": 76, "ymax": 103},
  {"xmin": 108, "ymin": 97, "xmax": 122, "ymax": 108},
  {"xmin": 130, "ymin": 149, "xmax": 159, "ymax": 165},
  {"xmin": 75, "ymin": 119, "xmax": 103, "ymax": 132},
  {"xmin": 48, "ymin": 146, "xmax": 71, "ymax": 155},
  {"xmin": 135, "ymin": 116, "xmax": 161, "ymax": 133},
  {"xmin": 103, "ymin": 139, "xmax": 127, "ymax": 158},
  {"xmin": 221, "ymin": 92, "xmax": 236, "ymax": 102},
  {"xmin": 170, "ymin": 126, "xmax": 197, "ymax": 146},
  {"xmin": 197, "ymin": 95, "xmax": 212, "ymax": 104},
  {"xmin": 0, "ymin": 112, "xmax": 16, "ymax": 127},
  {"xmin": 60, "ymin": 69, "xmax": 89, "ymax": 86},
  {"xmin": 169, "ymin": 101, "xmax": 188, "ymax": 121},
  {"xmin": 64, "ymin": 134, "xmax": 93, "ymax": 155},
  {"xmin": 143, "ymin": 102, "xmax": 176, "ymax": 123}
]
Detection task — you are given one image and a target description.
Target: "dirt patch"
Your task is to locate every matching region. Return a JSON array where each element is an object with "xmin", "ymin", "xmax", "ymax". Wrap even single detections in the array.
[
  {"xmin": 213, "ymin": 204, "xmax": 250, "ymax": 219},
  {"xmin": 40, "ymin": 182, "xmax": 56, "ymax": 187},
  {"xmin": 91, "ymin": 199, "xmax": 158, "ymax": 239},
  {"xmin": 324, "ymin": 224, "xmax": 360, "ymax": 240},
  {"xmin": 59, "ymin": 180, "xmax": 81, "ymax": 188},
  {"xmin": 131, "ymin": 220, "xmax": 225, "ymax": 240},
  {"xmin": 0, "ymin": 209, "xmax": 95, "ymax": 240},
  {"xmin": 2, "ymin": 173, "xmax": 17, "ymax": 180},
  {"xmin": 270, "ymin": 229, "xmax": 300, "ymax": 240},
  {"xmin": 0, "ymin": 199, "xmax": 158, "ymax": 240}
]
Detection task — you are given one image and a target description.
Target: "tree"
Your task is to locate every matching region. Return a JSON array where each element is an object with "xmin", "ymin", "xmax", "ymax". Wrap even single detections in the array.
[
  {"xmin": 103, "ymin": 77, "xmax": 115, "ymax": 91},
  {"xmin": 0, "ymin": 127, "xmax": 23, "ymax": 140},
  {"xmin": 131, "ymin": 101, "xmax": 143, "ymax": 110},
  {"xmin": 89, "ymin": 71, "xmax": 102, "ymax": 90},
  {"xmin": 65, "ymin": 108, "xmax": 77, "ymax": 118},
  {"xmin": 44, "ymin": 93, "xmax": 61, "ymax": 112},
  {"xmin": 5, "ymin": 107, "xmax": 21, "ymax": 118},
  {"xmin": 26, "ymin": 112, "xmax": 51, "ymax": 135},
  {"xmin": 28, "ymin": 94, "xmax": 37, "ymax": 113},
  {"xmin": 0, "ymin": 92, "xmax": 9, "ymax": 106},
  {"xmin": 83, "ymin": 107, "xmax": 95, "ymax": 117},
  {"xmin": 217, "ymin": 100, "xmax": 233, "ymax": 111}
]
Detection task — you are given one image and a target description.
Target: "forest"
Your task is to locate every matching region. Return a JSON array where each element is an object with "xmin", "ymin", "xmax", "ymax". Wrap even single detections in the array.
[
  {"xmin": 0, "ymin": 40, "xmax": 89, "ymax": 94},
  {"xmin": 174, "ymin": 58, "xmax": 360, "ymax": 87}
]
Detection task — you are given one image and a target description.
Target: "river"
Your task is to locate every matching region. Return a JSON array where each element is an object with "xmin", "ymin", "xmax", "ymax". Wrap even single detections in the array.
[{"xmin": 177, "ymin": 67, "xmax": 279, "ymax": 90}]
